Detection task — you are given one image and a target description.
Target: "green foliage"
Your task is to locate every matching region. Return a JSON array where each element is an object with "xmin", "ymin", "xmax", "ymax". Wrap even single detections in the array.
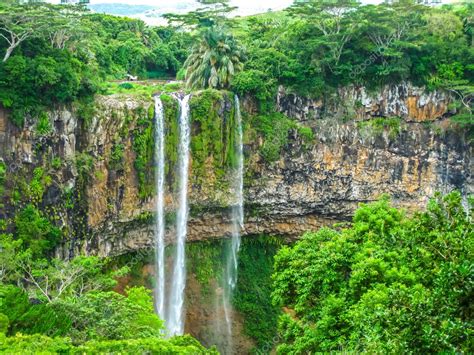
[
  {"xmin": 190, "ymin": 89, "xmax": 225, "ymax": 179},
  {"xmin": 118, "ymin": 82, "xmax": 134, "ymax": 90},
  {"xmin": 185, "ymin": 26, "xmax": 245, "ymax": 90},
  {"xmin": 26, "ymin": 167, "xmax": 52, "ymax": 204},
  {"xmin": 358, "ymin": 117, "xmax": 403, "ymax": 140},
  {"xmin": 12, "ymin": 302, "xmax": 73, "ymax": 338},
  {"xmin": 132, "ymin": 106, "xmax": 155, "ymax": 199},
  {"xmin": 232, "ymin": 69, "xmax": 275, "ymax": 108},
  {"xmin": 75, "ymin": 152, "xmax": 94, "ymax": 183},
  {"xmin": 0, "ymin": 314, "xmax": 8, "ymax": 335},
  {"xmin": 110, "ymin": 143, "xmax": 125, "ymax": 170},
  {"xmin": 0, "ymin": 285, "xmax": 30, "ymax": 332},
  {"xmin": 254, "ymin": 112, "xmax": 312, "ymax": 162},
  {"xmin": 233, "ymin": 236, "xmax": 281, "ymax": 351},
  {"xmin": 14, "ymin": 204, "xmax": 61, "ymax": 257},
  {"xmin": 272, "ymin": 192, "xmax": 473, "ymax": 353},
  {"xmin": 53, "ymin": 287, "xmax": 162, "ymax": 343},
  {"xmin": 36, "ymin": 112, "xmax": 52, "ymax": 136},
  {"xmin": 0, "ymin": 333, "xmax": 72, "ymax": 354},
  {"xmin": 0, "ymin": 333, "xmax": 217, "ymax": 354},
  {"xmin": 160, "ymin": 94, "xmax": 180, "ymax": 184},
  {"xmin": 0, "ymin": 2, "xmax": 191, "ymax": 127},
  {"xmin": 188, "ymin": 89, "xmax": 245, "ymax": 184},
  {"xmin": 231, "ymin": 2, "xmax": 473, "ymax": 100},
  {"xmin": 0, "ymin": 160, "xmax": 6, "ymax": 201},
  {"xmin": 186, "ymin": 240, "xmax": 224, "ymax": 295},
  {"xmin": 51, "ymin": 157, "xmax": 62, "ymax": 170}
]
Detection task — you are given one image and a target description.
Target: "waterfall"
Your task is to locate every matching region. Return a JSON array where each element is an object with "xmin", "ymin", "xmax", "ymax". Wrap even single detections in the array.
[
  {"xmin": 153, "ymin": 96, "xmax": 166, "ymax": 321},
  {"xmin": 222, "ymin": 94, "xmax": 245, "ymax": 351},
  {"xmin": 166, "ymin": 94, "xmax": 191, "ymax": 336}
]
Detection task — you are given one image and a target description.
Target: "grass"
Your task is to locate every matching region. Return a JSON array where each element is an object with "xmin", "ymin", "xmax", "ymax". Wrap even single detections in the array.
[{"xmin": 101, "ymin": 81, "xmax": 185, "ymax": 97}]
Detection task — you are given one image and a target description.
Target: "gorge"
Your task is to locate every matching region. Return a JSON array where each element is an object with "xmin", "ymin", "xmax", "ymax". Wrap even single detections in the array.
[{"xmin": 0, "ymin": 82, "xmax": 471, "ymax": 352}]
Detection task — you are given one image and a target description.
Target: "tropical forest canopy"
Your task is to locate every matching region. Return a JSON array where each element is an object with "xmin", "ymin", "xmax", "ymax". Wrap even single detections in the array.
[{"xmin": 0, "ymin": 0, "xmax": 472, "ymax": 123}]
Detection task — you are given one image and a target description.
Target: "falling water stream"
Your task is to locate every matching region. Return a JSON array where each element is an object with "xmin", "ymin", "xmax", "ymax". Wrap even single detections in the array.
[
  {"xmin": 154, "ymin": 93, "xmax": 244, "ymax": 347},
  {"xmin": 166, "ymin": 94, "xmax": 191, "ymax": 336},
  {"xmin": 154, "ymin": 96, "xmax": 166, "ymax": 321},
  {"xmin": 221, "ymin": 95, "xmax": 245, "ymax": 352}
]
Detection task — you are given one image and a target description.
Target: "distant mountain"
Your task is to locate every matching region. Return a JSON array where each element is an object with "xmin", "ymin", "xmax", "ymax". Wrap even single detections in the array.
[{"xmin": 88, "ymin": 3, "xmax": 156, "ymax": 16}]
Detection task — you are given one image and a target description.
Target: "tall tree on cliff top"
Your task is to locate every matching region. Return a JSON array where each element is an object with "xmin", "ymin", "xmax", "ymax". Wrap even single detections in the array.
[
  {"xmin": 0, "ymin": 2, "xmax": 88, "ymax": 62},
  {"xmin": 184, "ymin": 26, "xmax": 245, "ymax": 90},
  {"xmin": 288, "ymin": 0, "xmax": 360, "ymax": 73},
  {"xmin": 172, "ymin": 0, "xmax": 244, "ymax": 89},
  {"xmin": 164, "ymin": 0, "xmax": 235, "ymax": 29},
  {"xmin": 0, "ymin": 2, "xmax": 47, "ymax": 62}
]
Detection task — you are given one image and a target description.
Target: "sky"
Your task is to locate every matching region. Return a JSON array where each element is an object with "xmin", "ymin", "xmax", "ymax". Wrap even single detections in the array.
[
  {"xmin": 46, "ymin": 0, "xmax": 383, "ymax": 9},
  {"xmin": 44, "ymin": 0, "xmax": 385, "ymax": 23}
]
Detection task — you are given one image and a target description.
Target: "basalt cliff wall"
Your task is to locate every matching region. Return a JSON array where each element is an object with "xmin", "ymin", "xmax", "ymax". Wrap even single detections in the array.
[{"xmin": 0, "ymin": 82, "xmax": 471, "ymax": 257}]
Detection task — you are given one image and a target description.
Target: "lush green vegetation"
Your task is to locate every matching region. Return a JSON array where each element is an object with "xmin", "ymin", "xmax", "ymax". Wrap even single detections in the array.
[
  {"xmin": 272, "ymin": 192, "xmax": 473, "ymax": 353},
  {"xmin": 233, "ymin": 236, "xmax": 282, "ymax": 352},
  {"xmin": 232, "ymin": 2, "xmax": 473, "ymax": 101},
  {"xmin": 189, "ymin": 89, "xmax": 238, "ymax": 183},
  {"xmin": 132, "ymin": 105, "xmax": 155, "ymax": 199},
  {"xmin": 185, "ymin": 26, "xmax": 245, "ymax": 90},
  {"xmin": 0, "ymin": 0, "xmax": 472, "ymax": 353},
  {"xmin": 0, "ymin": 229, "xmax": 216, "ymax": 352},
  {"xmin": 0, "ymin": 1, "xmax": 191, "ymax": 125}
]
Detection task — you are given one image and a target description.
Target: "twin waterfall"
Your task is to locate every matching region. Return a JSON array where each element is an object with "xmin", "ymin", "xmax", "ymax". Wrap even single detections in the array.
[
  {"xmin": 222, "ymin": 95, "xmax": 245, "ymax": 349},
  {"xmin": 167, "ymin": 94, "xmax": 191, "ymax": 336},
  {"xmin": 153, "ymin": 94, "xmax": 244, "ymax": 347},
  {"xmin": 154, "ymin": 96, "xmax": 166, "ymax": 322}
]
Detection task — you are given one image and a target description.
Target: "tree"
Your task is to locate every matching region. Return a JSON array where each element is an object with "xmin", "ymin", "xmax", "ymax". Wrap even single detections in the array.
[
  {"xmin": 0, "ymin": 235, "xmax": 22, "ymax": 284},
  {"xmin": 54, "ymin": 287, "xmax": 163, "ymax": 342},
  {"xmin": 45, "ymin": 5, "xmax": 89, "ymax": 50},
  {"xmin": 14, "ymin": 204, "xmax": 61, "ymax": 257},
  {"xmin": 288, "ymin": 0, "xmax": 360, "ymax": 72},
  {"xmin": 0, "ymin": 2, "xmax": 48, "ymax": 62},
  {"xmin": 163, "ymin": 1, "xmax": 236, "ymax": 29},
  {"xmin": 15, "ymin": 253, "xmax": 127, "ymax": 302},
  {"xmin": 184, "ymin": 26, "xmax": 245, "ymax": 89}
]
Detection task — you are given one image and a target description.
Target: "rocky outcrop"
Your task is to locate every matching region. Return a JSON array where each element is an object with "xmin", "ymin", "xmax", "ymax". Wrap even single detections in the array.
[
  {"xmin": 277, "ymin": 82, "xmax": 453, "ymax": 123},
  {"xmin": 0, "ymin": 84, "xmax": 471, "ymax": 258}
]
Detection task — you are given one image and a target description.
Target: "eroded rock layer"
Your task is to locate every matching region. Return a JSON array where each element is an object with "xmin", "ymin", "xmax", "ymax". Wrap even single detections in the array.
[{"xmin": 0, "ymin": 84, "xmax": 471, "ymax": 258}]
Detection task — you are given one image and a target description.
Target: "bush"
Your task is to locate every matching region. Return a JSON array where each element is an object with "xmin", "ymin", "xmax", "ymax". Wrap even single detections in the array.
[
  {"xmin": 0, "ymin": 314, "xmax": 8, "ymax": 335},
  {"xmin": 118, "ymin": 82, "xmax": 134, "ymax": 90},
  {"xmin": 14, "ymin": 204, "xmax": 61, "ymax": 257}
]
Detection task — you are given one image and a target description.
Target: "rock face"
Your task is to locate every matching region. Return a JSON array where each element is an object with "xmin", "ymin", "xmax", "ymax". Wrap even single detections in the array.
[
  {"xmin": 0, "ymin": 83, "xmax": 471, "ymax": 258},
  {"xmin": 277, "ymin": 82, "xmax": 453, "ymax": 123}
]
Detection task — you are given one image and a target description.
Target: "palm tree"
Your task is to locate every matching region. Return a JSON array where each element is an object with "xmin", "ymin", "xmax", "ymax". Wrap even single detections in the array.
[{"xmin": 184, "ymin": 27, "xmax": 245, "ymax": 90}]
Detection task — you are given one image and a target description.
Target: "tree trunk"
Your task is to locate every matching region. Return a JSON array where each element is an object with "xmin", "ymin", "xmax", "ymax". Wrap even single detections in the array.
[{"xmin": 3, "ymin": 46, "xmax": 14, "ymax": 62}]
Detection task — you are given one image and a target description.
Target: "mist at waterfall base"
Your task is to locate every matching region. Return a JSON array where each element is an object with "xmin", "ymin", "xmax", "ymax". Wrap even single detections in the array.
[{"xmin": 152, "ymin": 94, "xmax": 245, "ymax": 352}]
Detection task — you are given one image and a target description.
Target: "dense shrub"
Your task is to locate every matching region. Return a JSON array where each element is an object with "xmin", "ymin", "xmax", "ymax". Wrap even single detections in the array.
[{"xmin": 272, "ymin": 192, "xmax": 473, "ymax": 353}]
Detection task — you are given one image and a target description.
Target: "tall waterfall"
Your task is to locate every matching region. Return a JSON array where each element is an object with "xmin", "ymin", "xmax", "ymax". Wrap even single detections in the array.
[
  {"xmin": 153, "ymin": 96, "xmax": 166, "ymax": 321},
  {"xmin": 166, "ymin": 94, "xmax": 191, "ymax": 336},
  {"xmin": 222, "ymin": 95, "xmax": 245, "ymax": 350}
]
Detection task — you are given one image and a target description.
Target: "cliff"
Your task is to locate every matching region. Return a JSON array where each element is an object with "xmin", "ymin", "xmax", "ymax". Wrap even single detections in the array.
[{"xmin": 0, "ymin": 83, "xmax": 471, "ymax": 257}]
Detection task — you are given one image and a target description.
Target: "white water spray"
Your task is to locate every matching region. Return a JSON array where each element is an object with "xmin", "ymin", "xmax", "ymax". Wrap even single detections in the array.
[
  {"xmin": 166, "ymin": 94, "xmax": 191, "ymax": 336},
  {"xmin": 222, "ymin": 95, "xmax": 245, "ymax": 350},
  {"xmin": 154, "ymin": 96, "xmax": 166, "ymax": 321}
]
